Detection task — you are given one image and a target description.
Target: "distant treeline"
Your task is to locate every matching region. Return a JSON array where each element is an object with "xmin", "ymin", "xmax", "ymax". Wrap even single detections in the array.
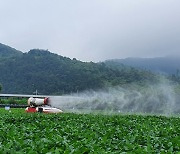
[{"xmin": 0, "ymin": 98, "xmax": 27, "ymax": 105}]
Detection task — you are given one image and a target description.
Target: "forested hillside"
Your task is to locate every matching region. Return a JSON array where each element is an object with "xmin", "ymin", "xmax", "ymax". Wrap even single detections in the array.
[
  {"xmin": 0, "ymin": 43, "xmax": 159, "ymax": 94},
  {"xmin": 0, "ymin": 43, "xmax": 22, "ymax": 58}
]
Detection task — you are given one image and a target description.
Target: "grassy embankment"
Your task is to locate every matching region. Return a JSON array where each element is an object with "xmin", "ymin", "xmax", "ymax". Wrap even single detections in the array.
[{"xmin": 0, "ymin": 98, "xmax": 27, "ymax": 105}]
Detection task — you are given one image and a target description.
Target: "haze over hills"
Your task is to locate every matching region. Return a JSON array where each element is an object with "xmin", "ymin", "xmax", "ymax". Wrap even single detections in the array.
[
  {"xmin": 0, "ymin": 43, "xmax": 158, "ymax": 94},
  {"xmin": 106, "ymin": 56, "xmax": 180, "ymax": 75}
]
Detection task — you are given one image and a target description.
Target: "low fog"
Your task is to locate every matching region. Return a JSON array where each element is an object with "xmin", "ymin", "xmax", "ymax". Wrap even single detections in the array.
[{"xmin": 49, "ymin": 80, "xmax": 180, "ymax": 115}]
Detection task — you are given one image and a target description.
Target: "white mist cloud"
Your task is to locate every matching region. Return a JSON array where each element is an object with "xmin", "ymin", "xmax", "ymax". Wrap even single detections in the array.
[{"xmin": 49, "ymin": 80, "xmax": 179, "ymax": 115}]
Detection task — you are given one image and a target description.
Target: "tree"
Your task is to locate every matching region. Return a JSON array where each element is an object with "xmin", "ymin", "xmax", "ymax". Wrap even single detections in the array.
[{"xmin": 0, "ymin": 84, "xmax": 2, "ymax": 93}]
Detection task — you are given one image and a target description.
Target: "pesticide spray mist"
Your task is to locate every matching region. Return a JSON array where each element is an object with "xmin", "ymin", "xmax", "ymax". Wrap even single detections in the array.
[{"xmin": 49, "ymin": 80, "xmax": 180, "ymax": 115}]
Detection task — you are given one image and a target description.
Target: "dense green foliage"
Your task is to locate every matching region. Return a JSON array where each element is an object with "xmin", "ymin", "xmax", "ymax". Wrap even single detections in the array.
[
  {"xmin": 104, "ymin": 60, "xmax": 158, "ymax": 83},
  {"xmin": 0, "ymin": 109, "xmax": 179, "ymax": 153},
  {"xmin": 0, "ymin": 43, "xmax": 22, "ymax": 58},
  {"xmin": 0, "ymin": 98, "xmax": 27, "ymax": 105},
  {"xmin": 169, "ymin": 73, "xmax": 180, "ymax": 85},
  {"xmin": 0, "ymin": 44, "xmax": 159, "ymax": 95}
]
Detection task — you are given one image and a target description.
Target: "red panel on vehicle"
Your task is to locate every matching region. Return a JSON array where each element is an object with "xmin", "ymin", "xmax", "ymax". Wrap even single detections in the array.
[
  {"xmin": 26, "ymin": 107, "xmax": 37, "ymax": 113},
  {"xmin": 44, "ymin": 97, "xmax": 48, "ymax": 105}
]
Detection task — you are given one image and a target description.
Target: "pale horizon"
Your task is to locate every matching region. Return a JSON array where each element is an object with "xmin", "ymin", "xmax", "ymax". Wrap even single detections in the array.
[{"xmin": 0, "ymin": 0, "xmax": 180, "ymax": 62}]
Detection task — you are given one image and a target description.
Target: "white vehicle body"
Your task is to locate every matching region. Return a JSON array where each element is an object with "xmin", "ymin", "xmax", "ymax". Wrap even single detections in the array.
[{"xmin": 0, "ymin": 94, "xmax": 63, "ymax": 114}]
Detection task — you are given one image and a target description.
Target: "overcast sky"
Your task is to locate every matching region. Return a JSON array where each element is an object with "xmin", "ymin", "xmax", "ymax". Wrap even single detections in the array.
[{"xmin": 0, "ymin": 0, "xmax": 180, "ymax": 62}]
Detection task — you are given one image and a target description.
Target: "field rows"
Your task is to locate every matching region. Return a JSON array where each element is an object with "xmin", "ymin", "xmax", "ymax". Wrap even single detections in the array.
[{"xmin": 0, "ymin": 109, "xmax": 179, "ymax": 153}]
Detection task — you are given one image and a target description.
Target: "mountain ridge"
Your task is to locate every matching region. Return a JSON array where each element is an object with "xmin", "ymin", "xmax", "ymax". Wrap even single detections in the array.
[
  {"xmin": 0, "ymin": 43, "xmax": 158, "ymax": 94},
  {"xmin": 0, "ymin": 43, "xmax": 23, "ymax": 58}
]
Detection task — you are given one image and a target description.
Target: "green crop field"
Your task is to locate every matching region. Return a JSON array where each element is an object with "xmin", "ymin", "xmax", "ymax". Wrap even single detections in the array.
[{"xmin": 0, "ymin": 109, "xmax": 179, "ymax": 153}]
